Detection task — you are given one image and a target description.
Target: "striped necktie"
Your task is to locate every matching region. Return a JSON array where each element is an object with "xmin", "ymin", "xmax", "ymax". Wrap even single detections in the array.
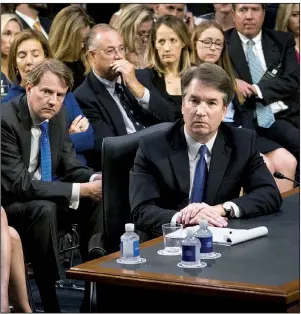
[
  {"xmin": 246, "ymin": 40, "xmax": 275, "ymax": 128},
  {"xmin": 33, "ymin": 21, "xmax": 42, "ymax": 32}
]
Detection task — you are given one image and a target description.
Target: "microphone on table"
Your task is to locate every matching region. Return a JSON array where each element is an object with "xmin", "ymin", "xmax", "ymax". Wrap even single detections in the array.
[{"xmin": 273, "ymin": 172, "xmax": 299, "ymax": 186}]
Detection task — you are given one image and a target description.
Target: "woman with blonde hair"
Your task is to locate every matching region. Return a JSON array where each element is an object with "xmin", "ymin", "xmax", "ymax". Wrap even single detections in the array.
[
  {"xmin": 136, "ymin": 15, "xmax": 192, "ymax": 120},
  {"xmin": 49, "ymin": 5, "xmax": 94, "ymax": 90},
  {"xmin": 275, "ymin": 4, "xmax": 300, "ymax": 63},
  {"xmin": 192, "ymin": 20, "xmax": 297, "ymax": 193},
  {"xmin": 116, "ymin": 4, "xmax": 154, "ymax": 69},
  {"xmin": 1, "ymin": 13, "xmax": 23, "ymax": 95},
  {"xmin": 2, "ymin": 29, "xmax": 94, "ymax": 167}
]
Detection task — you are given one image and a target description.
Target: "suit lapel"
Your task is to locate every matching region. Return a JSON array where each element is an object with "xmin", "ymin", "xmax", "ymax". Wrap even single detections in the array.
[
  {"xmin": 168, "ymin": 124, "xmax": 190, "ymax": 195},
  {"xmin": 227, "ymin": 30, "xmax": 253, "ymax": 83},
  {"xmin": 262, "ymin": 31, "xmax": 281, "ymax": 68},
  {"xmin": 89, "ymin": 73, "xmax": 127, "ymax": 135},
  {"xmin": 17, "ymin": 96, "xmax": 32, "ymax": 169},
  {"xmin": 205, "ymin": 129, "xmax": 231, "ymax": 204}
]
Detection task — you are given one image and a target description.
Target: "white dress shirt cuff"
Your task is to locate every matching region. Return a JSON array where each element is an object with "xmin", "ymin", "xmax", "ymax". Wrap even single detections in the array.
[
  {"xmin": 226, "ymin": 201, "xmax": 241, "ymax": 218},
  {"xmin": 253, "ymin": 84, "xmax": 263, "ymax": 99},
  {"xmin": 171, "ymin": 212, "xmax": 181, "ymax": 224},
  {"xmin": 136, "ymin": 87, "xmax": 150, "ymax": 110},
  {"xmin": 70, "ymin": 183, "xmax": 80, "ymax": 209}
]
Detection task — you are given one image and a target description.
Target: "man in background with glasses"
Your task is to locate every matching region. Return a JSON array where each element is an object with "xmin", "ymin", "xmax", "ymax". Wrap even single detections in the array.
[{"xmin": 74, "ymin": 24, "xmax": 173, "ymax": 171}]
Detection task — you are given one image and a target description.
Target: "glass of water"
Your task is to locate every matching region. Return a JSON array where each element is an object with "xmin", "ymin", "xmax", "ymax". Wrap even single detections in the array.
[{"xmin": 162, "ymin": 223, "xmax": 183, "ymax": 254}]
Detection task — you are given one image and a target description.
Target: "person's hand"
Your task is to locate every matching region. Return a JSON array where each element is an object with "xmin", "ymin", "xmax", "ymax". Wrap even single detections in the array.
[
  {"xmin": 69, "ymin": 115, "xmax": 89, "ymax": 134},
  {"xmin": 80, "ymin": 180, "xmax": 102, "ymax": 202},
  {"xmin": 184, "ymin": 12, "xmax": 195, "ymax": 34},
  {"xmin": 235, "ymin": 79, "xmax": 255, "ymax": 99},
  {"xmin": 110, "ymin": 59, "xmax": 144, "ymax": 98},
  {"xmin": 177, "ymin": 202, "xmax": 228, "ymax": 227},
  {"xmin": 93, "ymin": 173, "xmax": 102, "ymax": 181}
]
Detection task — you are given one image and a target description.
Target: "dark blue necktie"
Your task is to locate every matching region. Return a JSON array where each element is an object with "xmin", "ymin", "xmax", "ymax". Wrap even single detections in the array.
[
  {"xmin": 115, "ymin": 83, "xmax": 145, "ymax": 131},
  {"xmin": 190, "ymin": 145, "xmax": 208, "ymax": 203},
  {"xmin": 40, "ymin": 121, "xmax": 52, "ymax": 181}
]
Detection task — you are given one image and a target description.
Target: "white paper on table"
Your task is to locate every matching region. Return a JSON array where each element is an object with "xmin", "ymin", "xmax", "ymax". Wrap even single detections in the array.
[{"xmin": 166, "ymin": 226, "xmax": 268, "ymax": 246}]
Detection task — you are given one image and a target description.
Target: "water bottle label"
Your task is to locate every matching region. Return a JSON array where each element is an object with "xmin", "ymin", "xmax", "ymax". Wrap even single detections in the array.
[
  {"xmin": 121, "ymin": 240, "xmax": 140, "ymax": 257},
  {"xmin": 182, "ymin": 245, "xmax": 196, "ymax": 262},
  {"xmin": 197, "ymin": 236, "xmax": 213, "ymax": 253}
]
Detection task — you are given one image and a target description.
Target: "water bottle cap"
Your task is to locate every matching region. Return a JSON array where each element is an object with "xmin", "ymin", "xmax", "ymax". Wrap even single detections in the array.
[
  {"xmin": 199, "ymin": 220, "xmax": 208, "ymax": 227},
  {"xmin": 125, "ymin": 223, "xmax": 134, "ymax": 232},
  {"xmin": 186, "ymin": 228, "xmax": 195, "ymax": 237}
]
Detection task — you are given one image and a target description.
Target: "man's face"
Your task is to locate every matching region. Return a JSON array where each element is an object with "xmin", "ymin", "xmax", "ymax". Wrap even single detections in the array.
[
  {"xmin": 214, "ymin": 4, "xmax": 233, "ymax": 14},
  {"xmin": 182, "ymin": 79, "xmax": 227, "ymax": 142},
  {"xmin": 154, "ymin": 4, "xmax": 185, "ymax": 18},
  {"xmin": 28, "ymin": 4, "xmax": 48, "ymax": 11},
  {"xmin": 26, "ymin": 71, "xmax": 68, "ymax": 122},
  {"xmin": 233, "ymin": 4, "xmax": 265, "ymax": 39},
  {"xmin": 89, "ymin": 30, "xmax": 125, "ymax": 80}
]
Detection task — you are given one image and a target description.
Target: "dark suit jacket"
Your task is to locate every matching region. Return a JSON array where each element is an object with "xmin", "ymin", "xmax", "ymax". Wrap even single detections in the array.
[
  {"xmin": 74, "ymin": 71, "xmax": 174, "ymax": 152},
  {"xmin": 129, "ymin": 120, "xmax": 282, "ymax": 236},
  {"xmin": 18, "ymin": 15, "xmax": 52, "ymax": 34},
  {"xmin": 225, "ymin": 28, "xmax": 299, "ymax": 114},
  {"xmin": 1, "ymin": 95, "xmax": 94, "ymax": 206},
  {"xmin": 136, "ymin": 68, "xmax": 182, "ymax": 121}
]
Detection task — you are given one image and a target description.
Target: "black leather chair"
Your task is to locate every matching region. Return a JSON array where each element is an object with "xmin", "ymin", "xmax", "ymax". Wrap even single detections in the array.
[{"xmin": 101, "ymin": 122, "xmax": 173, "ymax": 254}]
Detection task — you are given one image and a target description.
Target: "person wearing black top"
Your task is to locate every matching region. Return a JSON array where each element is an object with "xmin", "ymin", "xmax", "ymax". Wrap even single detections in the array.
[{"xmin": 136, "ymin": 15, "xmax": 193, "ymax": 121}]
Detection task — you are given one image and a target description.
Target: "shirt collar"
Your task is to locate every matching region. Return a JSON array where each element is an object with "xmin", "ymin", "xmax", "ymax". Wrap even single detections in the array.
[
  {"xmin": 184, "ymin": 126, "xmax": 218, "ymax": 161},
  {"xmin": 15, "ymin": 10, "xmax": 40, "ymax": 29},
  {"xmin": 92, "ymin": 69, "xmax": 121, "ymax": 92},
  {"xmin": 237, "ymin": 30, "xmax": 262, "ymax": 45}
]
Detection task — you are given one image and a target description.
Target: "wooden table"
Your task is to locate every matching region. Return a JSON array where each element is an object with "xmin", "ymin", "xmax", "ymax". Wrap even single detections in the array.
[{"xmin": 67, "ymin": 188, "xmax": 300, "ymax": 312}]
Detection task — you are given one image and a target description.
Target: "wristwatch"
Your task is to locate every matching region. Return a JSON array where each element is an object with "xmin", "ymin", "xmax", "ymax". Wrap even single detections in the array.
[{"xmin": 222, "ymin": 202, "xmax": 234, "ymax": 218}]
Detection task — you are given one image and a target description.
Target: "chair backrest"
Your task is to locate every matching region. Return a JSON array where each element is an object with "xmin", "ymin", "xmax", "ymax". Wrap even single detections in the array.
[{"xmin": 102, "ymin": 122, "xmax": 173, "ymax": 253}]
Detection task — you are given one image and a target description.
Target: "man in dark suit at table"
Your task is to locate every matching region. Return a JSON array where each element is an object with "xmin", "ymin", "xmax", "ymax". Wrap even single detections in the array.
[
  {"xmin": 74, "ymin": 24, "xmax": 173, "ymax": 171},
  {"xmin": 1, "ymin": 59, "xmax": 103, "ymax": 312},
  {"xmin": 224, "ymin": 4, "xmax": 299, "ymax": 161},
  {"xmin": 129, "ymin": 63, "xmax": 282, "ymax": 237}
]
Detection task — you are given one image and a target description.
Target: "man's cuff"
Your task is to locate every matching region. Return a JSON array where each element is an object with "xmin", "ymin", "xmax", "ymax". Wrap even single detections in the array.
[
  {"xmin": 171, "ymin": 212, "xmax": 181, "ymax": 224},
  {"xmin": 225, "ymin": 201, "xmax": 241, "ymax": 218},
  {"xmin": 69, "ymin": 183, "xmax": 80, "ymax": 209},
  {"xmin": 253, "ymin": 84, "xmax": 263, "ymax": 99},
  {"xmin": 136, "ymin": 87, "xmax": 150, "ymax": 110}
]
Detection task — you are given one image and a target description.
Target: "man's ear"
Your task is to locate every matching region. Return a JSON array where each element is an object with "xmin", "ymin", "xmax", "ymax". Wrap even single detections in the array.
[
  {"xmin": 88, "ymin": 50, "xmax": 96, "ymax": 65},
  {"xmin": 26, "ymin": 83, "xmax": 32, "ymax": 97}
]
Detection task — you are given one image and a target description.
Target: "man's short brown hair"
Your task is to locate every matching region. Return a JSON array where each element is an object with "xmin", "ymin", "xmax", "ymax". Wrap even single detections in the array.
[
  {"xmin": 181, "ymin": 63, "xmax": 234, "ymax": 106},
  {"xmin": 27, "ymin": 58, "xmax": 74, "ymax": 91}
]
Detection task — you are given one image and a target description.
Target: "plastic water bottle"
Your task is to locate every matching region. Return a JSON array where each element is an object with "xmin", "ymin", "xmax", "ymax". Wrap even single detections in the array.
[
  {"xmin": 181, "ymin": 228, "xmax": 200, "ymax": 266},
  {"xmin": 120, "ymin": 223, "xmax": 140, "ymax": 263},
  {"xmin": 194, "ymin": 220, "xmax": 214, "ymax": 258}
]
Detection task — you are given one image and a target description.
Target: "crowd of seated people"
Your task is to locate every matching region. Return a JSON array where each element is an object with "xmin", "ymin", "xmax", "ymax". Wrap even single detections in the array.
[{"xmin": 0, "ymin": 3, "xmax": 299, "ymax": 313}]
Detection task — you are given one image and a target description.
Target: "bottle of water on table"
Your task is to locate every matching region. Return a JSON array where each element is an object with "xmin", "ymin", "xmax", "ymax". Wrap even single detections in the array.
[
  {"xmin": 180, "ymin": 228, "xmax": 201, "ymax": 267},
  {"xmin": 120, "ymin": 223, "xmax": 140, "ymax": 264},
  {"xmin": 194, "ymin": 220, "xmax": 215, "ymax": 258}
]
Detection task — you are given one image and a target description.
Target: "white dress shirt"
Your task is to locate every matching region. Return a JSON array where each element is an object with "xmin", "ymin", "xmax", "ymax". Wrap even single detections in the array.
[
  {"xmin": 27, "ymin": 103, "xmax": 81, "ymax": 209},
  {"xmin": 93, "ymin": 70, "xmax": 150, "ymax": 134},
  {"xmin": 171, "ymin": 127, "xmax": 241, "ymax": 223},
  {"xmin": 237, "ymin": 31, "xmax": 288, "ymax": 113},
  {"xmin": 15, "ymin": 10, "xmax": 48, "ymax": 39}
]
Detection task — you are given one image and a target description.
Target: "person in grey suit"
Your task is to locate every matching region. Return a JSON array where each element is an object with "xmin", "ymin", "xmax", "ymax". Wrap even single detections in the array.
[
  {"xmin": 129, "ymin": 63, "xmax": 282, "ymax": 238},
  {"xmin": 1, "ymin": 59, "xmax": 103, "ymax": 312}
]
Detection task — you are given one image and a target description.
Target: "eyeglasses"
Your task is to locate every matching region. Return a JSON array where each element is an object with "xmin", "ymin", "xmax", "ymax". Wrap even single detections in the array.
[
  {"xmin": 98, "ymin": 46, "xmax": 128, "ymax": 57},
  {"xmin": 198, "ymin": 39, "xmax": 224, "ymax": 50}
]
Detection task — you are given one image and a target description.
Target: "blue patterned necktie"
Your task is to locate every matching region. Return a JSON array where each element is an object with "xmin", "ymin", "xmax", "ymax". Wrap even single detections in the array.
[
  {"xmin": 40, "ymin": 121, "xmax": 52, "ymax": 181},
  {"xmin": 190, "ymin": 145, "xmax": 208, "ymax": 203},
  {"xmin": 246, "ymin": 39, "xmax": 275, "ymax": 128}
]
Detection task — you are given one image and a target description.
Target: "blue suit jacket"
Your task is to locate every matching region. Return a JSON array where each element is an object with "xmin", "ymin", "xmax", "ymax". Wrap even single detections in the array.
[{"xmin": 1, "ymin": 84, "xmax": 94, "ymax": 165}]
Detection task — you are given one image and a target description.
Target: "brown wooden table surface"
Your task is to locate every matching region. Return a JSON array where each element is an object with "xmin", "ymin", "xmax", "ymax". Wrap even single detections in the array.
[{"xmin": 67, "ymin": 187, "xmax": 300, "ymax": 312}]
